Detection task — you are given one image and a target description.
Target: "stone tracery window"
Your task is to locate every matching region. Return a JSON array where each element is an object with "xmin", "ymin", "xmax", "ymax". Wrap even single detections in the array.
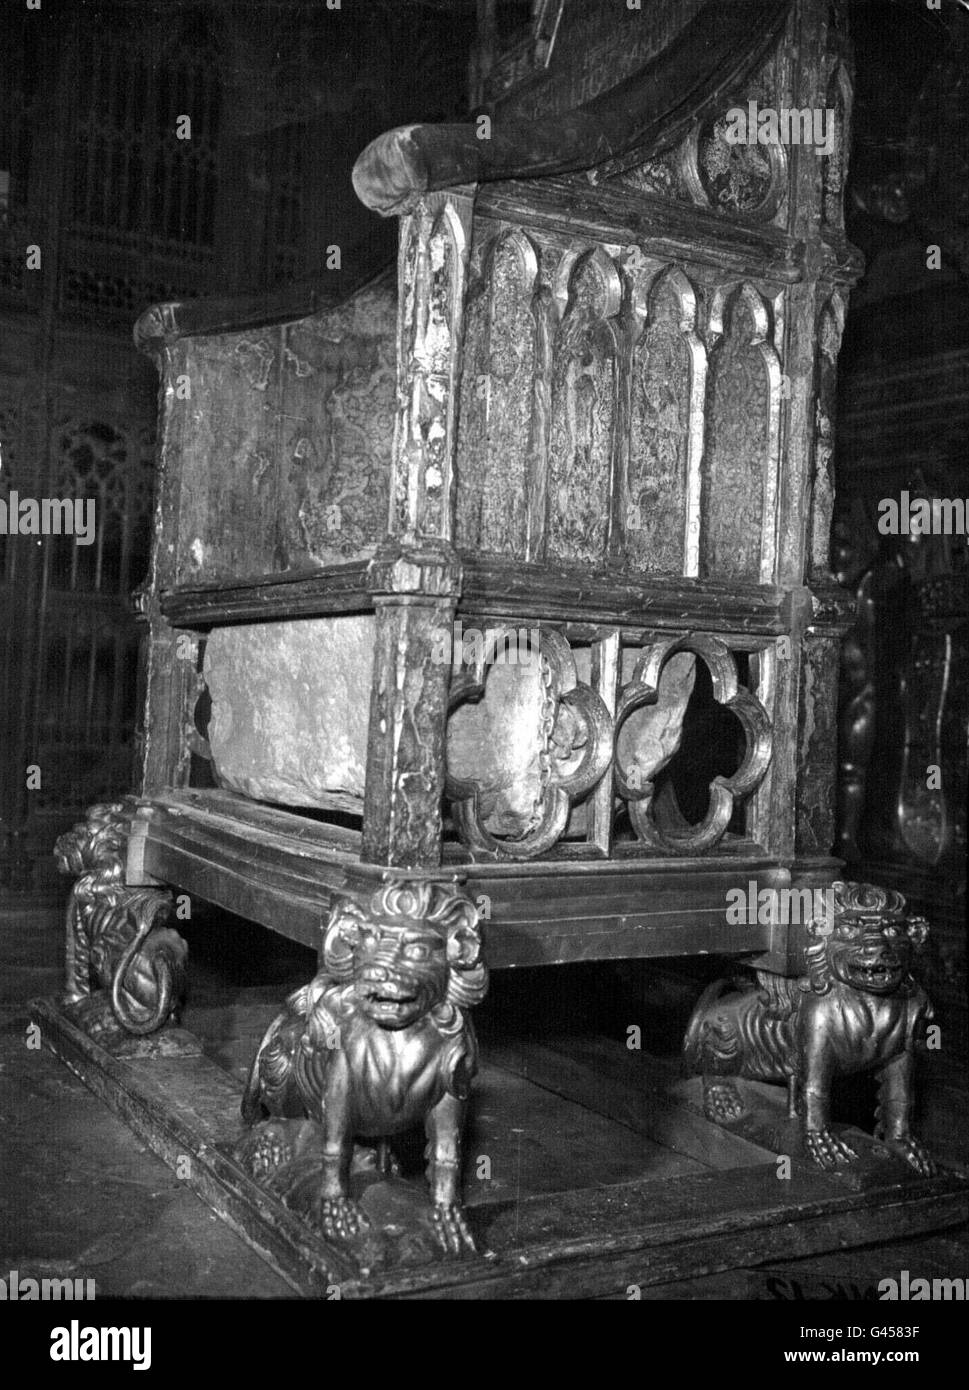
[{"xmin": 64, "ymin": 7, "xmax": 222, "ymax": 317}]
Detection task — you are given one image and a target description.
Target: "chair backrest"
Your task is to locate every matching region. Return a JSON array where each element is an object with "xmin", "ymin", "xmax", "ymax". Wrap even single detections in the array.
[
  {"xmin": 353, "ymin": 0, "xmax": 858, "ymax": 593},
  {"xmin": 135, "ymin": 0, "xmax": 860, "ymax": 876},
  {"xmin": 344, "ymin": 0, "xmax": 860, "ymax": 865}
]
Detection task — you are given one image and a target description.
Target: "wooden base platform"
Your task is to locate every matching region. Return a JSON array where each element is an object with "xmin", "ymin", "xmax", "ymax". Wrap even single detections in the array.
[{"xmin": 30, "ymin": 996, "xmax": 969, "ymax": 1299}]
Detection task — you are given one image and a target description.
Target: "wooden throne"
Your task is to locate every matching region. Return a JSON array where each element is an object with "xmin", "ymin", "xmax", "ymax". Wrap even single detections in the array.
[{"xmin": 37, "ymin": 0, "xmax": 967, "ymax": 1297}]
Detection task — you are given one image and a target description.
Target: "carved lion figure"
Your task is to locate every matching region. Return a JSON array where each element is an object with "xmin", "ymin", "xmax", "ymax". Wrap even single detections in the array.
[
  {"xmin": 241, "ymin": 879, "xmax": 488, "ymax": 1253},
  {"xmin": 683, "ymin": 882, "xmax": 936, "ymax": 1174},
  {"xmin": 54, "ymin": 802, "xmax": 186, "ymax": 1039}
]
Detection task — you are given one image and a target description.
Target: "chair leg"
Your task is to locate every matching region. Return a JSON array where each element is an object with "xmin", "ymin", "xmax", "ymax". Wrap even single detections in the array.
[{"xmin": 53, "ymin": 800, "xmax": 186, "ymax": 1042}]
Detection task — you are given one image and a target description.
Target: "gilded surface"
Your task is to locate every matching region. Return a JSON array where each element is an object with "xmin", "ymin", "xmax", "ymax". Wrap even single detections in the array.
[
  {"xmin": 456, "ymin": 232, "xmax": 537, "ymax": 557},
  {"xmin": 809, "ymin": 296, "xmax": 844, "ymax": 577},
  {"xmin": 546, "ymin": 253, "xmax": 618, "ymax": 565},
  {"xmin": 174, "ymin": 283, "xmax": 396, "ymax": 585},
  {"xmin": 453, "ymin": 239, "xmax": 777, "ymax": 585},
  {"xmin": 282, "ymin": 286, "xmax": 396, "ymax": 566},
  {"xmin": 684, "ymin": 883, "xmax": 937, "ymax": 1175},
  {"xmin": 626, "ymin": 276, "xmax": 694, "ymax": 573},
  {"xmin": 54, "ymin": 802, "xmax": 186, "ymax": 1041},
  {"xmin": 238, "ymin": 882, "xmax": 488, "ymax": 1254},
  {"xmin": 700, "ymin": 288, "xmax": 772, "ymax": 580},
  {"xmin": 698, "ymin": 119, "xmax": 772, "ymax": 210}
]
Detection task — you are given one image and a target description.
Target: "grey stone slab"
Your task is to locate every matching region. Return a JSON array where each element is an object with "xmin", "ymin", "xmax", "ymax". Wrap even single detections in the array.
[{"xmin": 204, "ymin": 616, "xmax": 373, "ymax": 807}]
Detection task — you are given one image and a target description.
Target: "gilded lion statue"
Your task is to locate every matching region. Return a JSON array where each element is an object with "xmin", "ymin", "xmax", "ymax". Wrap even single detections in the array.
[{"xmin": 684, "ymin": 882, "xmax": 936, "ymax": 1174}]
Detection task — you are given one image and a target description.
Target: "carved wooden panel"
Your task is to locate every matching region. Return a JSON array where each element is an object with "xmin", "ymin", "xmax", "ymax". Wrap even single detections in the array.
[
  {"xmin": 616, "ymin": 634, "xmax": 772, "ymax": 853},
  {"xmin": 700, "ymin": 284, "xmax": 780, "ymax": 582},
  {"xmin": 610, "ymin": 43, "xmax": 793, "ymax": 232},
  {"xmin": 679, "ymin": 46, "xmax": 788, "ymax": 227},
  {"xmin": 363, "ymin": 596, "xmax": 457, "ymax": 868},
  {"xmin": 172, "ymin": 327, "xmax": 281, "ymax": 583},
  {"xmin": 446, "ymin": 626, "xmax": 612, "ymax": 860},
  {"xmin": 422, "ymin": 212, "xmax": 458, "ymax": 538},
  {"xmin": 388, "ymin": 196, "xmax": 471, "ymax": 544},
  {"xmin": 809, "ymin": 294, "xmax": 845, "ymax": 578},
  {"xmin": 171, "ymin": 282, "xmax": 396, "ymax": 586},
  {"xmin": 623, "ymin": 268, "xmax": 705, "ymax": 575},
  {"xmin": 545, "ymin": 249, "xmax": 619, "ymax": 565},
  {"xmin": 273, "ymin": 285, "xmax": 395, "ymax": 567},
  {"xmin": 685, "ymin": 111, "xmax": 786, "ymax": 221},
  {"xmin": 456, "ymin": 230, "xmax": 538, "ymax": 558},
  {"xmin": 442, "ymin": 621, "xmax": 775, "ymax": 862},
  {"xmin": 822, "ymin": 64, "xmax": 852, "ymax": 231}
]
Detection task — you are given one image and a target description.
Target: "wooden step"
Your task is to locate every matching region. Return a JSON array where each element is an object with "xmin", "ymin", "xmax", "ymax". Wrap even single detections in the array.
[{"xmin": 30, "ymin": 996, "xmax": 969, "ymax": 1300}]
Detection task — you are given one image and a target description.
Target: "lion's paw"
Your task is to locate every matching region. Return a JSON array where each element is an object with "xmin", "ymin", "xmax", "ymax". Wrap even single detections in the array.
[
  {"xmin": 247, "ymin": 1127, "xmax": 293, "ymax": 1178},
  {"xmin": 432, "ymin": 1202, "xmax": 477, "ymax": 1256},
  {"xmin": 876, "ymin": 1134, "xmax": 938, "ymax": 1177},
  {"xmin": 805, "ymin": 1126, "xmax": 857, "ymax": 1170},
  {"xmin": 703, "ymin": 1080, "xmax": 745, "ymax": 1124},
  {"xmin": 319, "ymin": 1196, "xmax": 370, "ymax": 1243}
]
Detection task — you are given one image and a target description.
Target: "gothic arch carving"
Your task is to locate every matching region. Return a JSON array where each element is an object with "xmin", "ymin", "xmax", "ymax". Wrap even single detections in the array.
[
  {"xmin": 456, "ymin": 228, "xmax": 539, "ymax": 557},
  {"xmin": 624, "ymin": 266, "xmax": 706, "ymax": 576},
  {"xmin": 700, "ymin": 283, "xmax": 781, "ymax": 582},
  {"xmin": 546, "ymin": 247, "xmax": 620, "ymax": 565},
  {"xmin": 446, "ymin": 625, "xmax": 613, "ymax": 860},
  {"xmin": 615, "ymin": 633, "xmax": 773, "ymax": 853}
]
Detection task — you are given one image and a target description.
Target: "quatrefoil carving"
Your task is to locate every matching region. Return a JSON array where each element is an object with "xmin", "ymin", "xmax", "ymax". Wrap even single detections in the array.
[
  {"xmin": 614, "ymin": 634, "xmax": 772, "ymax": 853},
  {"xmin": 446, "ymin": 626, "xmax": 613, "ymax": 859}
]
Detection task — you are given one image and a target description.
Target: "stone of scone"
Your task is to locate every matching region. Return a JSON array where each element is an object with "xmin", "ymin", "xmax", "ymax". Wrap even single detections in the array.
[
  {"xmin": 204, "ymin": 618, "xmax": 611, "ymax": 832},
  {"xmin": 618, "ymin": 649, "xmax": 696, "ymax": 780},
  {"xmin": 204, "ymin": 617, "xmax": 374, "ymax": 806},
  {"xmin": 446, "ymin": 643, "xmax": 547, "ymax": 839}
]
